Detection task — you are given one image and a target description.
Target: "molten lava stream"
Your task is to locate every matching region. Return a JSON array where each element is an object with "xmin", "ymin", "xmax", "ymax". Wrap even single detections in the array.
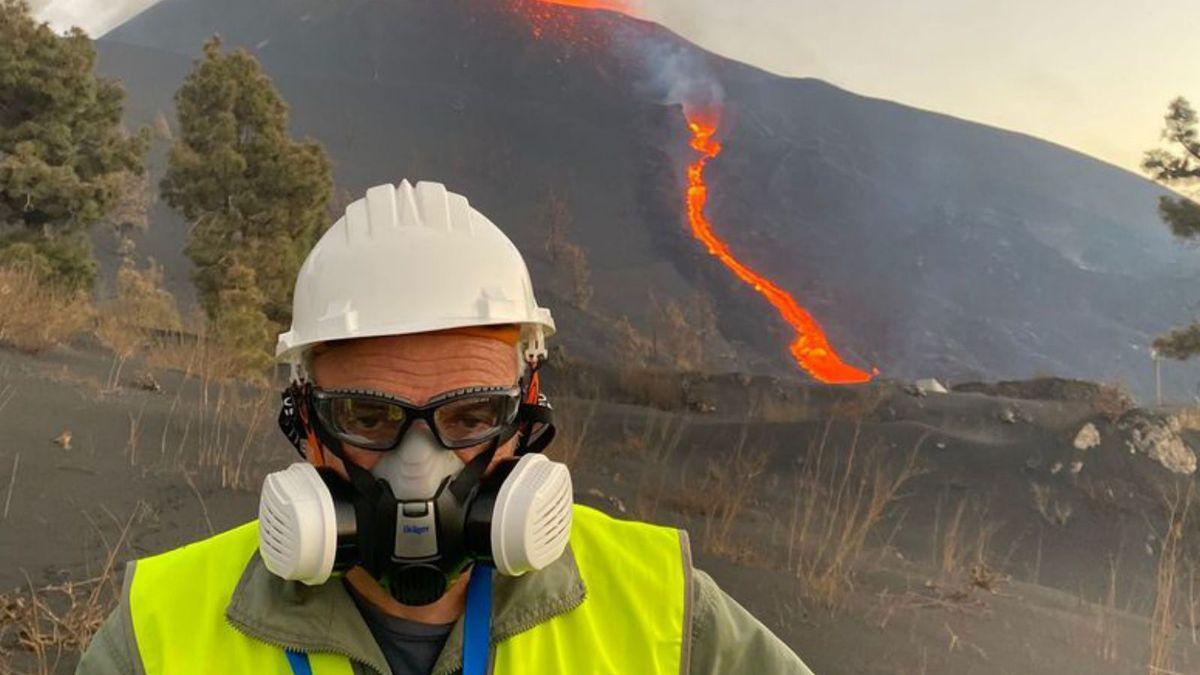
[
  {"xmin": 532, "ymin": 0, "xmax": 633, "ymax": 10},
  {"xmin": 685, "ymin": 115, "xmax": 874, "ymax": 384}
]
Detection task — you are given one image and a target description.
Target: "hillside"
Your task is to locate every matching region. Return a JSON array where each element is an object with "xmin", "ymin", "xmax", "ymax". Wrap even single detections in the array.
[{"xmin": 93, "ymin": 0, "xmax": 1200, "ymax": 398}]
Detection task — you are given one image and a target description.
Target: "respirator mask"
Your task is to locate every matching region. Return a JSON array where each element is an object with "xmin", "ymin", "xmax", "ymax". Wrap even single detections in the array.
[{"xmin": 258, "ymin": 373, "xmax": 571, "ymax": 605}]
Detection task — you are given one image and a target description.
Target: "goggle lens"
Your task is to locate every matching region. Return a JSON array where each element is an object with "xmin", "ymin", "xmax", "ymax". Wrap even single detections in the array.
[
  {"xmin": 325, "ymin": 397, "xmax": 406, "ymax": 449},
  {"xmin": 313, "ymin": 388, "xmax": 520, "ymax": 451},
  {"xmin": 433, "ymin": 395, "xmax": 514, "ymax": 445}
]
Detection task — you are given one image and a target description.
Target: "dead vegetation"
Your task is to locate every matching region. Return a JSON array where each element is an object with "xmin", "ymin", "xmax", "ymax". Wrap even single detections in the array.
[
  {"xmin": 1148, "ymin": 483, "xmax": 1193, "ymax": 674},
  {"xmin": 1097, "ymin": 555, "xmax": 1121, "ymax": 664},
  {"xmin": 1031, "ymin": 482, "xmax": 1074, "ymax": 527},
  {"xmin": 546, "ymin": 397, "xmax": 598, "ymax": 470},
  {"xmin": 930, "ymin": 493, "xmax": 1001, "ymax": 581},
  {"xmin": 628, "ymin": 411, "xmax": 690, "ymax": 521},
  {"xmin": 0, "ymin": 504, "xmax": 146, "ymax": 674},
  {"xmin": 95, "ymin": 247, "xmax": 181, "ymax": 390},
  {"xmin": 786, "ymin": 422, "xmax": 923, "ymax": 608},
  {"xmin": 0, "ymin": 265, "xmax": 93, "ymax": 355},
  {"xmin": 701, "ymin": 425, "xmax": 769, "ymax": 560}
]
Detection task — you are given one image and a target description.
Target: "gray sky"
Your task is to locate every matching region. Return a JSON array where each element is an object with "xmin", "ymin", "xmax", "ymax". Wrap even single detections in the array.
[{"xmin": 34, "ymin": 0, "xmax": 1200, "ymax": 173}]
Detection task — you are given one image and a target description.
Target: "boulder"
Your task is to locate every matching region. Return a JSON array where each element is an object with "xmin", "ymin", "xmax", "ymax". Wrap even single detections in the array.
[
  {"xmin": 1073, "ymin": 423, "xmax": 1100, "ymax": 450},
  {"xmin": 914, "ymin": 378, "xmax": 949, "ymax": 395},
  {"xmin": 1123, "ymin": 413, "xmax": 1197, "ymax": 475}
]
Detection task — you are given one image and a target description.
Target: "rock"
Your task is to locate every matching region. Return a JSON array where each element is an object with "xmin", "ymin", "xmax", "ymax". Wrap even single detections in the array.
[
  {"xmin": 52, "ymin": 430, "xmax": 72, "ymax": 450},
  {"xmin": 1049, "ymin": 461, "xmax": 1063, "ymax": 475},
  {"xmin": 999, "ymin": 409, "xmax": 1017, "ymax": 424},
  {"xmin": 1068, "ymin": 461, "xmax": 1083, "ymax": 475},
  {"xmin": 1123, "ymin": 412, "xmax": 1197, "ymax": 475},
  {"xmin": 914, "ymin": 378, "xmax": 949, "ymax": 395},
  {"xmin": 133, "ymin": 371, "xmax": 163, "ymax": 393},
  {"xmin": 1073, "ymin": 423, "xmax": 1100, "ymax": 450}
]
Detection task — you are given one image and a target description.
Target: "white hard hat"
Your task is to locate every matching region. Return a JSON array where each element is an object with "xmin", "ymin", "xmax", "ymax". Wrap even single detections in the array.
[{"xmin": 276, "ymin": 181, "xmax": 555, "ymax": 367}]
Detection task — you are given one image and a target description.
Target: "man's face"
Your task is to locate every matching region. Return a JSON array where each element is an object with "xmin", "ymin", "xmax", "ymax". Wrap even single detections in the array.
[{"xmin": 309, "ymin": 332, "xmax": 519, "ymax": 476}]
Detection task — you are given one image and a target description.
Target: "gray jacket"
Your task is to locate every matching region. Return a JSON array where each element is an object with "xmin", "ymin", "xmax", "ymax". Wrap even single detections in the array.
[{"xmin": 77, "ymin": 528, "xmax": 811, "ymax": 674}]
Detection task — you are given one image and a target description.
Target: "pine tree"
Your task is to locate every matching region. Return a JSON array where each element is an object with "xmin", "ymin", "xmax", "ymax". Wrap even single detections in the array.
[
  {"xmin": 0, "ymin": 0, "xmax": 147, "ymax": 290},
  {"xmin": 161, "ymin": 36, "xmax": 332, "ymax": 326},
  {"xmin": 212, "ymin": 261, "xmax": 274, "ymax": 382},
  {"xmin": 1143, "ymin": 97, "xmax": 1200, "ymax": 359}
]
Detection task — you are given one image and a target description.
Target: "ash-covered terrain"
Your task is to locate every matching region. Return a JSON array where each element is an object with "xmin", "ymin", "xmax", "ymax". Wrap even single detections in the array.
[
  {"xmin": 4, "ymin": 338, "xmax": 1200, "ymax": 673},
  {"xmin": 6, "ymin": 2, "xmax": 1200, "ymax": 674},
  {"xmin": 92, "ymin": 0, "xmax": 1200, "ymax": 399}
]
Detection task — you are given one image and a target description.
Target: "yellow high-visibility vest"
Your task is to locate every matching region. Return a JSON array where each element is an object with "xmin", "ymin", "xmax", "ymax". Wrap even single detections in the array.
[{"xmin": 127, "ymin": 505, "xmax": 688, "ymax": 674}]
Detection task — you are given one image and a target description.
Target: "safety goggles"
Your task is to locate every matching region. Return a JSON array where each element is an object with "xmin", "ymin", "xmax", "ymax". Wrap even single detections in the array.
[{"xmin": 309, "ymin": 385, "xmax": 522, "ymax": 451}]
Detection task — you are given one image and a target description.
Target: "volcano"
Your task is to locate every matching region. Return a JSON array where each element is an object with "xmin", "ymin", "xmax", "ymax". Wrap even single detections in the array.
[{"xmin": 94, "ymin": 0, "xmax": 1200, "ymax": 398}]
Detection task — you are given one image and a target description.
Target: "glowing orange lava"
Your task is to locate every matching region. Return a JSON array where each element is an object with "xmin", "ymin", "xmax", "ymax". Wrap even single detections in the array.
[
  {"xmin": 533, "ymin": 0, "xmax": 632, "ymax": 10},
  {"xmin": 685, "ymin": 112, "xmax": 873, "ymax": 384},
  {"xmin": 511, "ymin": 0, "xmax": 635, "ymax": 43}
]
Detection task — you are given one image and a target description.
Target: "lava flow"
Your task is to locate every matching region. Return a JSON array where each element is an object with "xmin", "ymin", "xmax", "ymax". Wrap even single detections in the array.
[
  {"xmin": 532, "ymin": 0, "xmax": 632, "ymax": 9},
  {"xmin": 510, "ymin": 0, "xmax": 873, "ymax": 383},
  {"xmin": 512, "ymin": 0, "xmax": 634, "ymax": 42},
  {"xmin": 685, "ymin": 113, "xmax": 873, "ymax": 384}
]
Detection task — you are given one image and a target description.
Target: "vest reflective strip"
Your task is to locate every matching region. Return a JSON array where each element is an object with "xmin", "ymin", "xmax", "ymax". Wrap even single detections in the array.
[{"xmin": 127, "ymin": 506, "xmax": 687, "ymax": 674}]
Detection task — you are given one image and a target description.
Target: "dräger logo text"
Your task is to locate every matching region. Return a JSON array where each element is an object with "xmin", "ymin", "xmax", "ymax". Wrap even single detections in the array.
[{"xmin": 402, "ymin": 525, "xmax": 430, "ymax": 535}]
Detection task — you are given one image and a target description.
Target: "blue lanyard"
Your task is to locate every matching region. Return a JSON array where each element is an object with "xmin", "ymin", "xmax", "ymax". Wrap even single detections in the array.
[
  {"xmin": 462, "ymin": 564, "xmax": 495, "ymax": 675},
  {"xmin": 284, "ymin": 649, "xmax": 312, "ymax": 675},
  {"xmin": 285, "ymin": 565, "xmax": 494, "ymax": 675}
]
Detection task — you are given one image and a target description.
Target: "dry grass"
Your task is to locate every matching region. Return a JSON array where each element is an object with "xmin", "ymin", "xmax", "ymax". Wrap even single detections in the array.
[
  {"xmin": 1148, "ymin": 483, "xmax": 1193, "ymax": 674},
  {"xmin": 135, "ymin": 310, "xmax": 284, "ymax": 488},
  {"xmin": 1189, "ymin": 559, "xmax": 1200, "ymax": 647},
  {"xmin": 613, "ymin": 367, "xmax": 684, "ymax": 411},
  {"xmin": 786, "ymin": 422, "xmax": 924, "ymax": 608},
  {"xmin": 94, "ymin": 257, "xmax": 181, "ymax": 391},
  {"xmin": 700, "ymin": 425, "xmax": 768, "ymax": 559},
  {"xmin": 630, "ymin": 411, "xmax": 690, "ymax": 520},
  {"xmin": 545, "ymin": 398, "xmax": 597, "ymax": 470},
  {"xmin": 0, "ymin": 266, "xmax": 92, "ymax": 354},
  {"xmin": 1094, "ymin": 380, "xmax": 1135, "ymax": 421},
  {"xmin": 0, "ymin": 505, "xmax": 142, "ymax": 674},
  {"xmin": 748, "ymin": 387, "xmax": 815, "ymax": 423},
  {"xmin": 159, "ymin": 380, "xmax": 277, "ymax": 490},
  {"xmin": 1030, "ymin": 482, "xmax": 1073, "ymax": 527},
  {"xmin": 143, "ymin": 312, "xmax": 253, "ymax": 385},
  {"xmin": 1097, "ymin": 555, "xmax": 1121, "ymax": 663},
  {"xmin": 931, "ymin": 493, "xmax": 1000, "ymax": 580}
]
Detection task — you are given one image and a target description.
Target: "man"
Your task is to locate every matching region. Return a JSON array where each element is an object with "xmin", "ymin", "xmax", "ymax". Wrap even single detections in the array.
[{"xmin": 78, "ymin": 181, "xmax": 809, "ymax": 674}]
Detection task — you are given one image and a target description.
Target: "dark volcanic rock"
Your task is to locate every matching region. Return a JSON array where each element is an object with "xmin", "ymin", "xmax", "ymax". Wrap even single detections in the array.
[{"xmin": 96, "ymin": 0, "xmax": 1200, "ymax": 399}]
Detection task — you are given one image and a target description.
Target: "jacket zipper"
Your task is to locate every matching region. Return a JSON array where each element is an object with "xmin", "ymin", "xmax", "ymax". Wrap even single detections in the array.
[{"xmin": 225, "ymin": 614, "xmax": 386, "ymax": 675}]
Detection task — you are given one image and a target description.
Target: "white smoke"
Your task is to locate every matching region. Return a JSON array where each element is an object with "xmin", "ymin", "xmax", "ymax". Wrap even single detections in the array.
[
  {"xmin": 612, "ymin": 22, "xmax": 725, "ymax": 122},
  {"xmin": 34, "ymin": 0, "xmax": 160, "ymax": 36}
]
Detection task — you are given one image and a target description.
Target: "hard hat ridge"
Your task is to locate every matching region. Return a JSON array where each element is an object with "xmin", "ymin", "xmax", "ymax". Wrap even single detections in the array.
[{"xmin": 276, "ymin": 180, "xmax": 555, "ymax": 369}]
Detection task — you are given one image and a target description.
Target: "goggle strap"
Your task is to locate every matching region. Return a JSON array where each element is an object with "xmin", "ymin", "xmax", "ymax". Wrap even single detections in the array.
[{"xmin": 515, "ymin": 401, "xmax": 556, "ymax": 455}]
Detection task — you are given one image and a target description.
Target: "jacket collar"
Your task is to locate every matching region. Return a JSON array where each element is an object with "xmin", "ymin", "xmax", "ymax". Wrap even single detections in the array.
[{"xmin": 224, "ymin": 548, "xmax": 587, "ymax": 675}]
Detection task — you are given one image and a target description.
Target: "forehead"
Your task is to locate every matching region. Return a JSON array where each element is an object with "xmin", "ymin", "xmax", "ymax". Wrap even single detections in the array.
[{"xmin": 310, "ymin": 333, "xmax": 517, "ymax": 403}]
